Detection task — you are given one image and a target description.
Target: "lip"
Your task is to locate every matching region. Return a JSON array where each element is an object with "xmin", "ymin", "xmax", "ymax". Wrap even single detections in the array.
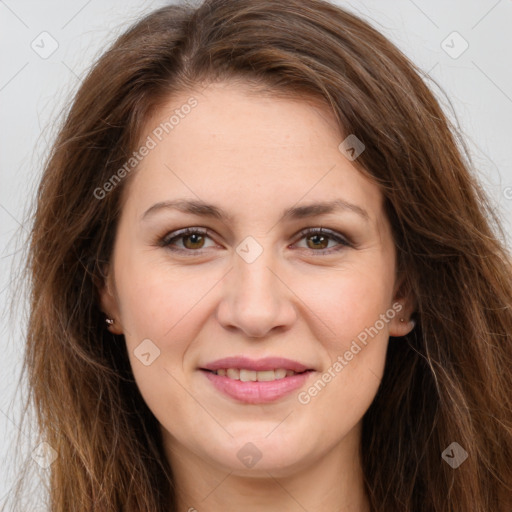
[
  {"xmin": 200, "ymin": 356, "xmax": 313, "ymax": 373},
  {"xmin": 201, "ymin": 369, "xmax": 314, "ymax": 404}
]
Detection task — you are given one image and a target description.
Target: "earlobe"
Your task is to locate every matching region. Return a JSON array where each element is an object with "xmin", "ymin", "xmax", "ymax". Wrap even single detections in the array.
[
  {"xmin": 97, "ymin": 266, "xmax": 124, "ymax": 335},
  {"xmin": 389, "ymin": 274, "xmax": 418, "ymax": 337},
  {"xmin": 389, "ymin": 313, "xmax": 416, "ymax": 337},
  {"xmin": 388, "ymin": 302, "xmax": 417, "ymax": 337},
  {"xmin": 104, "ymin": 316, "xmax": 122, "ymax": 334}
]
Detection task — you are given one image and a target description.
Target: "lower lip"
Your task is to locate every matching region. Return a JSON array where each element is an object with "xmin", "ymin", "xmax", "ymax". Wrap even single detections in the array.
[{"xmin": 201, "ymin": 370, "xmax": 313, "ymax": 404}]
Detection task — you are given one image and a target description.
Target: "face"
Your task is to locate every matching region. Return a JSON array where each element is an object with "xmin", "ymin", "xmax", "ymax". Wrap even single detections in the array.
[{"xmin": 100, "ymin": 81, "xmax": 414, "ymax": 478}]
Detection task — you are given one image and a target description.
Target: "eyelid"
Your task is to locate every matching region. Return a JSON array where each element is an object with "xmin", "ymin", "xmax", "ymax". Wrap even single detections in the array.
[
  {"xmin": 159, "ymin": 227, "xmax": 214, "ymax": 249},
  {"xmin": 293, "ymin": 227, "xmax": 352, "ymax": 248}
]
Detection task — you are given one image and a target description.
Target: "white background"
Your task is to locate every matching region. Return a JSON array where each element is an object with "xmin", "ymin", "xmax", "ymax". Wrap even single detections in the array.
[{"xmin": 1, "ymin": 0, "xmax": 511, "ymax": 506}]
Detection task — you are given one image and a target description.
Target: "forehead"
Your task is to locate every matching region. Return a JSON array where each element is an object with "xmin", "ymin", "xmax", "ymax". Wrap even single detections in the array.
[
  {"xmin": 155, "ymin": 81, "xmax": 343, "ymax": 152},
  {"xmin": 124, "ymin": 81, "xmax": 383, "ymax": 224}
]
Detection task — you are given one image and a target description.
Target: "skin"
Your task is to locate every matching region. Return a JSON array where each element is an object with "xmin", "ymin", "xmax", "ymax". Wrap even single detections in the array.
[{"xmin": 100, "ymin": 81, "xmax": 415, "ymax": 512}]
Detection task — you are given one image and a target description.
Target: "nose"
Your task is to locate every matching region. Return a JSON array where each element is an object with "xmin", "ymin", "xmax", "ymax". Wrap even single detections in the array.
[{"xmin": 215, "ymin": 246, "xmax": 297, "ymax": 339}]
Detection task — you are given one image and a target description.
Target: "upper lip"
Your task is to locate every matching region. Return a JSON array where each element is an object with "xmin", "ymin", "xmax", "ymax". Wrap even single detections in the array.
[{"xmin": 201, "ymin": 356, "xmax": 313, "ymax": 373}]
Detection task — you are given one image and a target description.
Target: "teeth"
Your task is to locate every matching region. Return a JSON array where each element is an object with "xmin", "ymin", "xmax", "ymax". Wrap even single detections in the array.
[
  {"xmin": 226, "ymin": 368, "xmax": 240, "ymax": 379},
  {"xmin": 240, "ymin": 369, "xmax": 257, "ymax": 382},
  {"xmin": 213, "ymin": 368, "xmax": 298, "ymax": 381},
  {"xmin": 257, "ymin": 370, "xmax": 277, "ymax": 382},
  {"xmin": 274, "ymin": 369, "xmax": 287, "ymax": 379}
]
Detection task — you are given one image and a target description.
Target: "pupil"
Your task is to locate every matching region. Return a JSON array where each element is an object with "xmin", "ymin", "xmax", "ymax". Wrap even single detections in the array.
[
  {"xmin": 309, "ymin": 234, "xmax": 327, "ymax": 249},
  {"xmin": 185, "ymin": 234, "xmax": 203, "ymax": 249}
]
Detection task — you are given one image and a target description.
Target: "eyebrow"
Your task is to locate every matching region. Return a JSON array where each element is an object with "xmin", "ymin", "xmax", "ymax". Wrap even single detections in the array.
[{"xmin": 141, "ymin": 198, "xmax": 370, "ymax": 223}]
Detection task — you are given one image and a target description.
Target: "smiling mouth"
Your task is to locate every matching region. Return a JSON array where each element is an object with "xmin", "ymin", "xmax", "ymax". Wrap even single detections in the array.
[{"xmin": 202, "ymin": 368, "xmax": 312, "ymax": 382}]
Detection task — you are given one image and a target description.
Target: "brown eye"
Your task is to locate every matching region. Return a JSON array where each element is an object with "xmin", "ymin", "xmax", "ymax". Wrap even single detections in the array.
[
  {"xmin": 305, "ymin": 233, "xmax": 330, "ymax": 250},
  {"xmin": 295, "ymin": 227, "xmax": 351, "ymax": 254},
  {"xmin": 182, "ymin": 232, "xmax": 206, "ymax": 250},
  {"xmin": 160, "ymin": 227, "xmax": 215, "ymax": 253}
]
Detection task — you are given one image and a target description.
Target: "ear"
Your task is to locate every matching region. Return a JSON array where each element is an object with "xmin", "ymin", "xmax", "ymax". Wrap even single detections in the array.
[
  {"xmin": 388, "ymin": 272, "xmax": 417, "ymax": 338},
  {"xmin": 97, "ymin": 263, "xmax": 124, "ymax": 335}
]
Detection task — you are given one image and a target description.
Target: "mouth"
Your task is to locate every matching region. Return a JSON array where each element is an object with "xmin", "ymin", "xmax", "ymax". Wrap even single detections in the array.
[{"xmin": 199, "ymin": 356, "xmax": 315, "ymax": 404}]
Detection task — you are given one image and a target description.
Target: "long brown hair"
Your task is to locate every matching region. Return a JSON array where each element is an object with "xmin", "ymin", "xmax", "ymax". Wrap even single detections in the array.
[{"xmin": 6, "ymin": 0, "xmax": 512, "ymax": 510}]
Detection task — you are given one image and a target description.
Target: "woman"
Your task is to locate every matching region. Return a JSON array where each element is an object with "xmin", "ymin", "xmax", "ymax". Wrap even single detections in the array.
[{"xmin": 9, "ymin": 0, "xmax": 512, "ymax": 510}]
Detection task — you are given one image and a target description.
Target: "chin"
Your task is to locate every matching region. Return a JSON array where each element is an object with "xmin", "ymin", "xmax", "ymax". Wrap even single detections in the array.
[{"xmin": 194, "ymin": 431, "xmax": 316, "ymax": 476}]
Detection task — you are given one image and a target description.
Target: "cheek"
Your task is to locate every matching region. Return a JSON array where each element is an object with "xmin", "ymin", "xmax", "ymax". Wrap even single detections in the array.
[
  {"xmin": 111, "ymin": 248, "xmax": 207, "ymax": 395},
  {"xmin": 302, "ymin": 262, "xmax": 394, "ymax": 353},
  {"xmin": 115, "ymin": 245, "xmax": 216, "ymax": 342},
  {"xmin": 295, "ymin": 264, "xmax": 393, "ymax": 417},
  {"xmin": 114, "ymin": 264, "xmax": 210, "ymax": 427}
]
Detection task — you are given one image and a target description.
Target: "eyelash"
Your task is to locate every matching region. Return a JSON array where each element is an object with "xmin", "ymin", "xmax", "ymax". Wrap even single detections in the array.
[{"xmin": 158, "ymin": 226, "xmax": 352, "ymax": 256}]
